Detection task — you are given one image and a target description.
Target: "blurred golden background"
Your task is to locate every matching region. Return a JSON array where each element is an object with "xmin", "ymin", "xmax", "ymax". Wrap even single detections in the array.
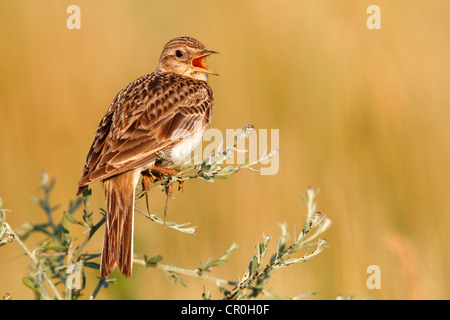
[{"xmin": 1, "ymin": 0, "xmax": 449, "ymax": 299}]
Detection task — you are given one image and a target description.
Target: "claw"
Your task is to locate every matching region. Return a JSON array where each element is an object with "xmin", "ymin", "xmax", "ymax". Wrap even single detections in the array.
[
  {"xmin": 152, "ymin": 165, "xmax": 180, "ymax": 177},
  {"xmin": 149, "ymin": 166, "xmax": 184, "ymax": 225}
]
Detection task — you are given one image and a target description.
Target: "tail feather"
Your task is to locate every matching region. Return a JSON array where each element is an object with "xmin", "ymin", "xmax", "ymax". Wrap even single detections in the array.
[{"xmin": 100, "ymin": 169, "xmax": 140, "ymax": 278}]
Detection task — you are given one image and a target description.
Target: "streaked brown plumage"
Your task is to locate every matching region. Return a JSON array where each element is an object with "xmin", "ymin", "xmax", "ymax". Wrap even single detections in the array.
[{"xmin": 76, "ymin": 37, "xmax": 218, "ymax": 277}]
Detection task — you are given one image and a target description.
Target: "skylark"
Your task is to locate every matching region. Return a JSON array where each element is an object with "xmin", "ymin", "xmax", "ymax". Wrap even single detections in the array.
[{"xmin": 76, "ymin": 37, "xmax": 218, "ymax": 278}]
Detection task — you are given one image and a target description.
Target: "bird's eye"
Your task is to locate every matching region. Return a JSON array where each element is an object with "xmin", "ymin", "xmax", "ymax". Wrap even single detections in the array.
[{"xmin": 175, "ymin": 50, "xmax": 183, "ymax": 58}]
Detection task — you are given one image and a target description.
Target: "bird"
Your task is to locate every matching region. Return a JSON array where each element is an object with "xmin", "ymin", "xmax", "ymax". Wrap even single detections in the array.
[{"xmin": 76, "ymin": 37, "xmax": 218, "ymax": 278}]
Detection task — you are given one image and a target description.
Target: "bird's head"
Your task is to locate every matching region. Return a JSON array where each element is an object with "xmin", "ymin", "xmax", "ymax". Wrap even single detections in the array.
[{"xmin": 156, "ymin": 37, "xmax": 218, "ymax": 81}]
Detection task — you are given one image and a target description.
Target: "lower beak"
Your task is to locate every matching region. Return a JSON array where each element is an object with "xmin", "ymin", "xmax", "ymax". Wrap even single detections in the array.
[{"xmin": 192, "ymin": 50, "xmax": 219, "ymax": 76}]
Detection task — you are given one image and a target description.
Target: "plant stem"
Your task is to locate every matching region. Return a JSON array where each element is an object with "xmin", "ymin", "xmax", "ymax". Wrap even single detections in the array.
[{"xmin": 4, "ymin": 222, "xmax": 63, "ymax": 300}]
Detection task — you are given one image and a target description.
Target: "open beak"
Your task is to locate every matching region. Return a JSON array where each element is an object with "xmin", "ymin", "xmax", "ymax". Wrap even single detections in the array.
[{"xmin": 191, "ymin": 50, "xmax": 219, "ymax": 76}]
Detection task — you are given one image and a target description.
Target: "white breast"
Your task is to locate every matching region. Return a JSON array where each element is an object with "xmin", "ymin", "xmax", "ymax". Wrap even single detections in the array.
[{"xmin": 170, "ymin": 121, "xmax": 204, "ymax": 164}]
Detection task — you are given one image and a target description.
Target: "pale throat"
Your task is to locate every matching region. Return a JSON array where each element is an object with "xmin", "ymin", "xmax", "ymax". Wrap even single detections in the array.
[
  {"xmin": 157, "ymin": 64, "xmax": 208, "ymax": 82},
  {"xmin": 188, "ymin": 72, "xmax": 208, "ymax": 81}
]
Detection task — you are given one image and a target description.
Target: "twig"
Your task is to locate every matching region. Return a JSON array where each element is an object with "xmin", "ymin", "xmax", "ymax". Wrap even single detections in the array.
[{"xmin": 3, "ymin": 221, "xmax": 63, "ymax": 300}]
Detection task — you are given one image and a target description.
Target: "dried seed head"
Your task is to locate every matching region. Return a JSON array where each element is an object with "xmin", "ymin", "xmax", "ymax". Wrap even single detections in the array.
[
  {"xmin": 5, "ymin": 233, "xmax": 14, "ymax": 243},
  {"xmin": 311, "ymin": 211, "xmax": 323, "ymax": 225},
  {"xmin": 267, "ymin": 148, "xmax": 279, "ymax": 159},
  {"xmin": 242, "ymin": 124, "xmax": 256, "ymax": 137},
  {"xmin": 318, "ymin": 238, "xmax": 327, "ymax": 249},
  {"xmin": 156, "ymin": 150, "xmax": 166, "ymax": 160},
  {"xmin": 40, "ymin": 171, "xmax": 49, "ymax": 187},
  {"xmin": 306, "ymin": 187, "xmax": 315, "ymax": 199}
]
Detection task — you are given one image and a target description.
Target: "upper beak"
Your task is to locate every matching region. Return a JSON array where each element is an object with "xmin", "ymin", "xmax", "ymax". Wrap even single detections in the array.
[{"xmin": 192, "ymin": 50, "xmax": 219, "ymax": 76}]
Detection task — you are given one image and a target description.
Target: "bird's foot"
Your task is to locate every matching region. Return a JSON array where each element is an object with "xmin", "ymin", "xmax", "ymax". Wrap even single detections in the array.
[{"xmin": 150, "ymin": 166, "xmax": 184, "ymax": 225}]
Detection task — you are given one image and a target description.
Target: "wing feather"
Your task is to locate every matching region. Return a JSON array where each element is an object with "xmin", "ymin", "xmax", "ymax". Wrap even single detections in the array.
[{"xmin": 77, "ymin": 72, "xmax": 213, "ymax": 194}]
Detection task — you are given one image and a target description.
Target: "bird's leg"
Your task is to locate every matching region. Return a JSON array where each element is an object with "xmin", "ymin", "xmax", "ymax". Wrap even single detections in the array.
[
  {"xmin": 150, "ymin": 166, "xmax": 182, "ymax": 225},
  {"xmin": 163, "ymin": 184, "xmax": 174, "ymax": 226},
  {"xmin": 151, "ymin": 166, "xmax": 185, "ymax": 225},
  {"xmin": 151, "ymin": 165, "xmax": 183, "ymax": 192},
  {"xmin": 141, "ymin": 171, "xmax": 156, "ymax": 215},
  {"xmin": 152, "ymin": 165, "xmax": 180, "ymax": 177}
]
